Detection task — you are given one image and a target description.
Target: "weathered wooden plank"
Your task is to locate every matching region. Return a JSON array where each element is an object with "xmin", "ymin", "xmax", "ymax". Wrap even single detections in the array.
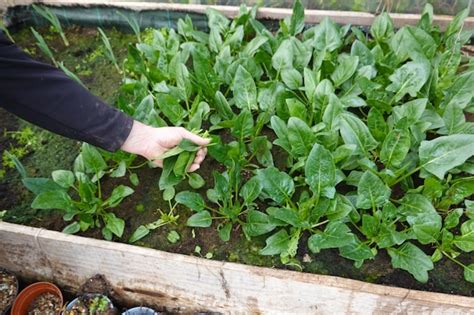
[
  {"xmin": 2, "ymin": 0, "xmax": 473, "ymax": 30},
  {"xmin": 0, "ymin": 222, "xmax": 472, "ymax": 314}
]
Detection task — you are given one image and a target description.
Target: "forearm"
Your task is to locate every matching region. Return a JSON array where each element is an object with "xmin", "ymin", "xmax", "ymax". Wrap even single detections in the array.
[{"xmin": 0, "ymin": 31, "xmax": 132, "ymax": 152}]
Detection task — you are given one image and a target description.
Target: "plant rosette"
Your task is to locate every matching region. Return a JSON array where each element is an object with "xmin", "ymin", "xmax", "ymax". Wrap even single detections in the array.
[
  {"xmin": 11, "ymin": 282, "xmax": 63, "ymax": 315},
  {"xmin": 64, "ymin": 294, "xmax": 116, "ymax": 315},
  {"xmin": 0, "ymin": 269, "xmax": 18, "ymax": 313}
]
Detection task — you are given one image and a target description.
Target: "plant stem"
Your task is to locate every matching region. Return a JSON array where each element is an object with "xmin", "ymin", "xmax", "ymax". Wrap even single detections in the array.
[
  {"xmin": 442, "ymin": 251, "xmax": 468, "ymax": 269},
  {"xmin": 390, "ymin": 165, "xmax": 422, "ymax": 187},
  {"xmin": 312, "ymin": 219, "xmax": 329, "ymax": 228}
]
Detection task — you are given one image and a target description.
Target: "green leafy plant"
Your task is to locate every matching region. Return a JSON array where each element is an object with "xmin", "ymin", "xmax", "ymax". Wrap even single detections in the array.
[
  {"xmin": 21, "ymin": 144, "xmax": 133, "ymax": 240},
  {"xmin": 32, "ymin": 4, "xmax": 69, "ymax": 46},
  {"xmin": 129, "ymin": 205, "xmax": 180, "ymax": 243},
  {"xmin": 23, "ymin": 0, "xmax": 474, "ymax": 284}
]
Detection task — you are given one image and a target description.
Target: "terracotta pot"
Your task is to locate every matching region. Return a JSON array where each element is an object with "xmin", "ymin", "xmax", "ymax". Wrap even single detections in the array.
[{"xmin": 11, "ymin": 282, "xmax": 63, "ymax": 315}]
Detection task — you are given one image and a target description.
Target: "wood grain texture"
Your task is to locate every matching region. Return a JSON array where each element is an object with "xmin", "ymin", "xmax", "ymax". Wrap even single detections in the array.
[
  {"xmin": 2, "ymin": 0, "xmax": 473, "ymax": 30},
  {"xmin": 0, "ymin": 222, "xmax": 472, "ymax": 314}
]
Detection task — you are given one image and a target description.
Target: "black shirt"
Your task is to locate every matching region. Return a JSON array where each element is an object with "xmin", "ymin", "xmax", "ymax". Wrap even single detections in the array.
[{"xmin": 0, "ymin": 31, "xmax": 133, "ymax": 152}]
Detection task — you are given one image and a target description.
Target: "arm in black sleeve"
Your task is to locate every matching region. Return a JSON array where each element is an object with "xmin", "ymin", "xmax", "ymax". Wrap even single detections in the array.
[{"xmin": 0, "ymin": 31, "xmax": 133, "ymax": 152}]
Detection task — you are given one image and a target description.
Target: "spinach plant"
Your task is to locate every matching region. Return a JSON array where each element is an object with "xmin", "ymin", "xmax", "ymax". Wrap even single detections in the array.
[
  {"xmin": 23, "ymin": 0, "xmax": 474, "ymax": 283},
  {"xmin": 24, "ymin": 144, "xmax": 134, "ymax": 240}
]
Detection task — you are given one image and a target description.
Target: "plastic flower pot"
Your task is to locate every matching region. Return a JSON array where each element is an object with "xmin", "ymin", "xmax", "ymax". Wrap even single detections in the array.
[
  {"xmin": 122, "ymin": 306, "xmax": 160, "ymax": 315},
  {"xmin": 11, "ymin": 281, "xmax": 63, "ymax": 315},
  {"xmin": 0, "ymin": 268, "xmax": 19, "ymax": 314},
  {"xmin": 64, "ymin": 294, "xmax": 115, "ymax": 314}
]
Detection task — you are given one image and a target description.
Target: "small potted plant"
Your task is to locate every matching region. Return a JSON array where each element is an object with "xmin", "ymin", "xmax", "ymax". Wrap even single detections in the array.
[
  {"xmin": 122, "ymin": 306, "xmax": 160, "ymax": 315},
  {"xmin": 11, "ymin": 281, "xmax": 63, "ymax": 314},
  {"xmin": 0, "ymin": 268, "xmax": 18, "ymax": 313},
  {"xmin": 64, "ymin": 294, "xmax": 116, "ymax": 315}
]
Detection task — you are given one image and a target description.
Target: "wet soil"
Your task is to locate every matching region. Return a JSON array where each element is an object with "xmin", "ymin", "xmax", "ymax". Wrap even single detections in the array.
[{"xmin": 0, "ymin": 26, "xmax": 472, "ymax": 298}]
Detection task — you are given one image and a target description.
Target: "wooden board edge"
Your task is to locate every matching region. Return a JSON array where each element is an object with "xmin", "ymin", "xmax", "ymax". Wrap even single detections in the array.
[
  {"xmin": 0, "ymin": 221, "xmax": 472, "ymax": 313},
  {"xmin": 2, "ymin": 0, "xmax": 473, "ymax": 30}
]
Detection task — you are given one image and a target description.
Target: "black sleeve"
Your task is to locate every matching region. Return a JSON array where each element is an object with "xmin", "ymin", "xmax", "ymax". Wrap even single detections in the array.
[{"xmin": 0, "ymin": 31, "xmax": 133, "ymax": 152}]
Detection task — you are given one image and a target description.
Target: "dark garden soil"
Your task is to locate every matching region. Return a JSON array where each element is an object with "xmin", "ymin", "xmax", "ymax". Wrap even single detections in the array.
[{"xmin": 0, "ymin": 26, "xmax": 472, "ymax": 298}]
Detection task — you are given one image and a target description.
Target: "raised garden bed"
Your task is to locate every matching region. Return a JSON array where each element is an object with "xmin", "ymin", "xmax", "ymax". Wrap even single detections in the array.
[{"xmin": 1, "ymin": 0, "xmax": 473, "ymax": 312}]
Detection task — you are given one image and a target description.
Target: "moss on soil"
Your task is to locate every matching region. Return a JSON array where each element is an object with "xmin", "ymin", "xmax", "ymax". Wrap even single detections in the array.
[{"xmin": 0, "ymin": 26, "xmax": 472, "ymax": 297}]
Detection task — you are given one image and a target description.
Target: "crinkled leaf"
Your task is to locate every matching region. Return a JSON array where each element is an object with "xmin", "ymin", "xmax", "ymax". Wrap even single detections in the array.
[
  {"xmin": 340, "ymin": 112, "xmax": 378, "ymax": 155},
  {"xmin": 331, "ymin": 55, "xmax": 359, "ymax": 87},
  {"xmin": 105, "ymin": 185, "xmax": 134, "ymax": 208},
  {"xmin": 407, "ymin": 211, "xmax": 442, "ymax": 244},
  {"xmin": 380, "ymin": 128, "xmax": 411, "ymax": 167},
  {"xmin": 388, "ymin": 242, "xmax": 433, "ymax": 283},
  {"xmin": 240, "ymin": 177, "xmax": 262, "ymax": 204},
  {"xmin": 289, "ymin": 0, "xmax": 305, "ymax": 35},
  {"xmin": 453, "ymin": 220, "xmax": 474, "ymax": 252},
  {"xmin": 104, "ymin": 212, "xmax": 125, "ymax": 237},
  {"xmin": 419, "ymin": 135, "xmax": 474, "ymax": 180},
  {"xmin": 32, "ymin": 190, "xmax": 72, "ymax": 210},
  {"xmin": 52, "ymin": 170, "xmax": 75, "ymax": 189},
  {"xmin": 81, "ymin": 143, "xmax": 107, "ymax": 174},
  {"xmin": 243, "ymin": 210, "xmax": 276, "ymax": 237},
  {"xmin": 305, "ymin": 143, "xmax": 336, "ymax": 199},
  {"xmin": 356, "ymin": 171, "xmax": 391, "ymax": 209},
  {"xmin": 387, "ymin": 60, "xmax": 430, "ymax": 102},
  {"xmin": 370, "ymin": 12, "xmax": 394, "ymax": 42},
  {"xmin": 259, "ymin": 229, "xmax": 290, "ymax": 255},
  {"xmin": 256, "ymin": 167, "xmax": 294, "ymax": 204},
  {"xmin": 308, "ymin": 221, "xmax": 354, "ymax": 253},
  {"xmin": 233, "ymin": 66, "xmax": 257, "ymax": 111},
  {"xmin": 288, "ymin": 117, "xmax": 314, "ymax": 157},
  {"xmin": 312, "ymin": 18, "xmax": 341, "ymax": 52}
]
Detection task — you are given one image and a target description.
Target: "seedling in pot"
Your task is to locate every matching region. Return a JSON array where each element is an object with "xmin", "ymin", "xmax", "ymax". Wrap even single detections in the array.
[
  {"xmin": 64, "ymin": 294, "xmax": 115, "ymax": 315},
  {"xmin": 0, "ymin": 269, "xmax": 18, "ymax": 313}
]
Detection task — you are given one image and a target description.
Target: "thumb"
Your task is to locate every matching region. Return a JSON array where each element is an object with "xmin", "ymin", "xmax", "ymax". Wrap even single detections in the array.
[{"xmin": 179, "ymin": 128, "xmax": 210, "ymax": 146}]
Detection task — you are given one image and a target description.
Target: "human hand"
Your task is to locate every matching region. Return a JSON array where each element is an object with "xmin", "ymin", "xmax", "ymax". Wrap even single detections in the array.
[{"xmin": 121, "ymin": 121, "xmax": 210, "ymax": 172}]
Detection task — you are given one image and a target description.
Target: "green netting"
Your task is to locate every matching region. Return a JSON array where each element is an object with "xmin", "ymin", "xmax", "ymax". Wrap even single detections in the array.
[
  {"xmin": 5, "ymin": 6, "xmax": 209, "ymax": 31},
  {"xmin": 4, "ymin": 5, "xmax": 282, "ymax": 32},
  {"xmin": 18, "ymin": 0, "xmax": 473, "ymax": 16},
  {"xmin": 3, "ymin": 2, "xmax": 472, "ymax": 35}
]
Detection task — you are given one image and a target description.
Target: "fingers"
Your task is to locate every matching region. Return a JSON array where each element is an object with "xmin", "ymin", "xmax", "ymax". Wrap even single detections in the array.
[
  {"xmin": 151, "ymin": 159, "xmax": 163, "ymax": 168},
  {"xmin": 178, "ymin": 128, "xmax": 211, "ymax": 146},
  {"xmin": 188, "ymin": 147, "xmax": 207, "ymax": 172}
]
